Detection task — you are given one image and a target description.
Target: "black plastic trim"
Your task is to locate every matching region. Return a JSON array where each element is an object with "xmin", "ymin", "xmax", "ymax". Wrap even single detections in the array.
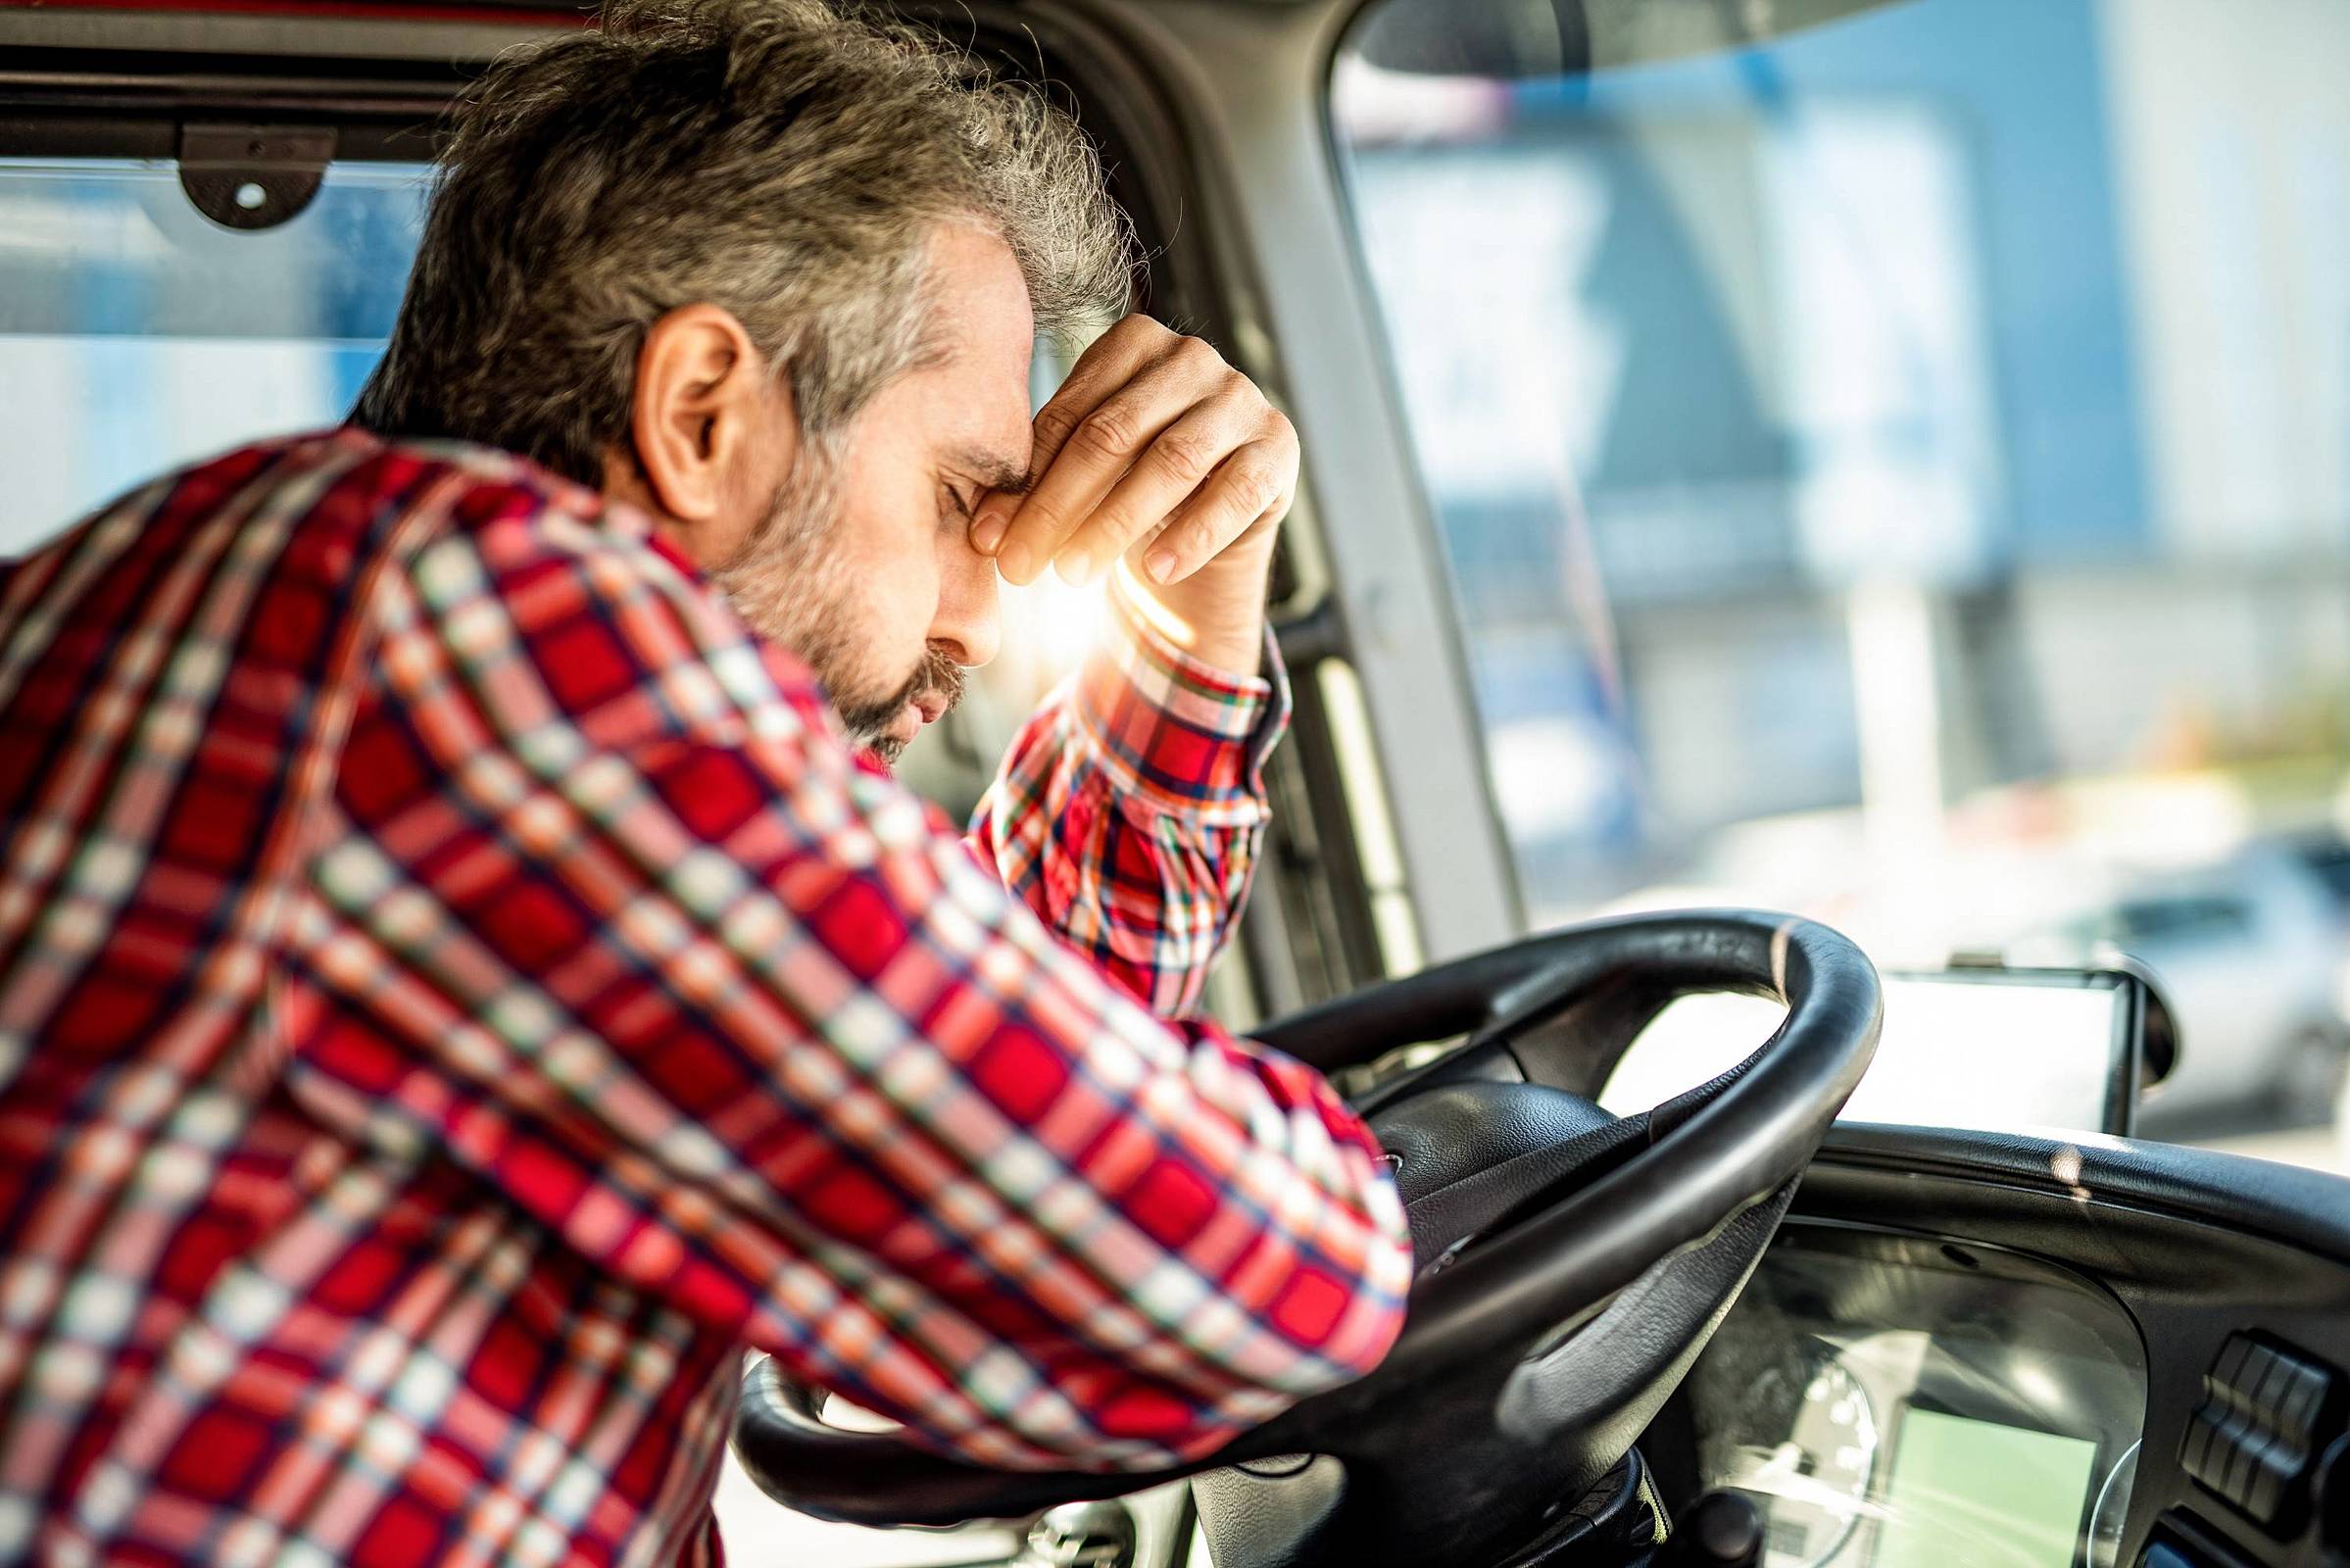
[{"xmin": 1795, "ymin": 1123, "xmax": 2350, "ymax": 1567}]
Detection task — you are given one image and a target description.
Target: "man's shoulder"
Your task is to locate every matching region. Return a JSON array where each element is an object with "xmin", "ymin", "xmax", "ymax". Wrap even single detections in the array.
[
  {"xmin": 17, "ymin": 424, "xmax": 837, "ymax": 753},
  {"xmin": 21, "ymin": 427, "xmax": 621, "ymax": 581},
  {"xmin": 299, "ymin": 426, "xmax": 621, "ymax": 547},
  {"xmin": 123, "ymin": 426, "xmax": 701, "ymax": 597},
  {"xmin": 318, "ymin": 433, "xmax": 840, "ymax": 752}
]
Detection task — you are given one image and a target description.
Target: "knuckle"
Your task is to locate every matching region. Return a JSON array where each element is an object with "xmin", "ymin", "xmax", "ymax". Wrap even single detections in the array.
[
  {"xmin": 1012, "ymin": 500, "xmax": 1063, "ymax": 536},
  {"xmin": 1230, "ymin": 464, "xmax": 1284, "ymax": 513},
  {"xmin": 1152, "ymin": 428, "xmax": 1218, "ymax": 482},
  {"xmin": 1178, "ymin": 335, "xmax": 1227, "ymax": 373},
  {"xmin": 1033, "ymin": 404, "xmax": 1082, "ymax": 451},
  {"xmin": 1007, "ymin": 495, "xmax": 1069, "ymax": 540},
  {"xmin": 1074, "ymin": 407, "xmax": 1140, "ymax": 461},
  {"xmin": 1100, "ymin": 506, "xmax": 1155, "ymax": 546},
  {"xmin": 1210, "ymin": 376, "xmax": 1259, "ymax": 418}
]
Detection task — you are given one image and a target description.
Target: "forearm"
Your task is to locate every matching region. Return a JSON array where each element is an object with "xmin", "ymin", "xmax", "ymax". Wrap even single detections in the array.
[{"xmin": 967, "ymin": 572, "xmax": 1288, "ymax": 1016}]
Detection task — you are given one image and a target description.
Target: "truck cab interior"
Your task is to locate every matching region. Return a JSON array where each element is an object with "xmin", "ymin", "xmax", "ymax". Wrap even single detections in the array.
[{"xmin": 5, "ymin": 0, "xmax": 2350, "ymax": 1565}]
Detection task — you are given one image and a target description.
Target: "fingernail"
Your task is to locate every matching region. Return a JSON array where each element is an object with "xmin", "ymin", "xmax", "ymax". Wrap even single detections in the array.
[
  {"xmin": 1054, "ymin": 549, "xmax": 1093, "ymax": 586},
  {"xmin": 999, "ymin": 541, "xmax": 1035, "ymax": 583},
  {"xmin": 1145, "ymin": 548, "xmax": 1178, "ymax": 584},
  {"xmin": 972, "ymin": 514, "xmax": 1006, "ymax": 555}
]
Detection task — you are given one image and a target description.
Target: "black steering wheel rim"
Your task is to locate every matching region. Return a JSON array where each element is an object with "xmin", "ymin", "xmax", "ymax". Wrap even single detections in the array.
[{"xmin": 733, "ymin": 909, "xmax": 1880, "ymax": 1534}]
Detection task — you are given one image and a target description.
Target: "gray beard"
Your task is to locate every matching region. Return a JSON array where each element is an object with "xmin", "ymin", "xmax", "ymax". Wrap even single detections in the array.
[{"xmin": 710, "ymin": 461, "xmax": 962, "ymax": 763}]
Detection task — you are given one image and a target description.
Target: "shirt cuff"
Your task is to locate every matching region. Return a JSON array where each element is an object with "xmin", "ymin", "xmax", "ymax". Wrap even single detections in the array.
[{"xmin": 1072, "ymin": 573, "xmax": 1293, "ymax": 826}]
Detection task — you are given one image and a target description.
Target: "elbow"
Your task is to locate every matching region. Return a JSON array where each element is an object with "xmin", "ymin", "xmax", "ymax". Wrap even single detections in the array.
[
  {"xmin": 1159, "ymin": 1241, "xmax": 1413, "ymax": 1469},
  {"xmin": 1067, "ymin": 1182, "xmax": 1414, "ymax": 1474},
  {"xmin": 1177, "ymin": 1177, "xmax": 1415, "ymax": 1460},
  {"xmin": 1268, "ymin": 1206, "xmax": 1414, "ymax": 1391}
]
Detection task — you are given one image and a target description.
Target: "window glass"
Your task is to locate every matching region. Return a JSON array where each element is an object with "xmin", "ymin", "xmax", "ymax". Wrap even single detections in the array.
[
  {"xmin": 0, "ymin": 153, "xmax": 1104, "ymax": 815},
  {"xmin": 0, "ymin": 158, "xmax": 428, "ymax": 550},
  {"xmin": 1332, "ymin": 0, "xmax": 2350, "ymax": 1168}
]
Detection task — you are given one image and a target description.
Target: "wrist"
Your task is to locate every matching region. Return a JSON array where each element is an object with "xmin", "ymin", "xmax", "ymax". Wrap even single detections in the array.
[{"xmin": 1115, "ymin": 548, "xmax": 1270, "ymax": 679}]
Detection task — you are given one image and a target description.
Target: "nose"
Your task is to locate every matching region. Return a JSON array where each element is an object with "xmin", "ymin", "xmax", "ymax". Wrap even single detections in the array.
[{"xmin": 929, "ymin": 529, "xmax": 1001, "ymax": 669}]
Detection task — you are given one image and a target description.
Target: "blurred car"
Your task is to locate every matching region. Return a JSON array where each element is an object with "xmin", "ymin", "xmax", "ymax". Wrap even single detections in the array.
[
  {"xmin": 2285, "ymin": 830, "xmax": 2350, "ymax": 906},
  {"xmin": 2007, "ymin": 843, "xmax": 2350, "ymax": 1130}
]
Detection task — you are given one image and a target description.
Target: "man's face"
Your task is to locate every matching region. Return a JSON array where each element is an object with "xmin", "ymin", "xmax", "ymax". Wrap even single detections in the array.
[{"xmin": 713, "ymin": 223, "xmax": 1037, "ymax": 764}]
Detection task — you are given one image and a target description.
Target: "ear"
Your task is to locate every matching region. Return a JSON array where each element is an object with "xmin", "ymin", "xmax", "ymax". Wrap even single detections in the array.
[{"xmin": 614, "ymin": 303, "xmax": 800, "ymax": 565}]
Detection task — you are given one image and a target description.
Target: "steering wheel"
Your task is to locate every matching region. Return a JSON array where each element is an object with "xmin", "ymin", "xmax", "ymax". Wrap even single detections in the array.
[{"xmin": 734, "ymin": 910, "xmax": 1881, "ymax": 1567}]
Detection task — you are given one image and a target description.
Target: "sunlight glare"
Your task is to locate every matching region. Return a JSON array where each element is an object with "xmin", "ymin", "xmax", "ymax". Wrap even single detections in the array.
[{"xmin": 1004, "ymin": 570, "xmax": 1111, "ymax": 684}]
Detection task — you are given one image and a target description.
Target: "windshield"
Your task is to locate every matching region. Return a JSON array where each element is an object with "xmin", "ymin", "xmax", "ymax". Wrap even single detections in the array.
[{"xmin": 1330, "ymin": 0, "xmax": 2350, "ymax": 1171}]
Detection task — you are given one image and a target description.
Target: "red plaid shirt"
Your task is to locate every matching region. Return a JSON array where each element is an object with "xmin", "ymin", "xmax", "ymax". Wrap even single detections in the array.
[{"xmin": 0, "ymin": 430, "xmax": 1410, "ymax": 1567}]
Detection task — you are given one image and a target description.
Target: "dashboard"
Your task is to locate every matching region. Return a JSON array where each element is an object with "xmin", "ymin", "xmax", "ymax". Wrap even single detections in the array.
[
  {"xmin": 1686, "ymin": 1223, "xmax": 2147, "ymax": 1568},
  {"xmin": 1679, "ymin": 1127, "xmax": 2350, "ymax": 1568}
]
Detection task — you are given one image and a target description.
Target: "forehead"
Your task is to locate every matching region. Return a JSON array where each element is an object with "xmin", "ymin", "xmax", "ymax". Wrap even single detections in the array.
[{"xmin": 915, "ymin": 221, "xmax": 1038, "ymax": 480}]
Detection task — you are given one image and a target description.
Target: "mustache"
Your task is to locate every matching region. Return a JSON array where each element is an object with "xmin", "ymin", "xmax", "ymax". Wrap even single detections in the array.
[
  {"xmin": 892, "ymin": 644, "xmax": 966, "ymax": 719},
  {"xmin": 837, "ymin": 642, "xmax": 966, "ymax": 750}
]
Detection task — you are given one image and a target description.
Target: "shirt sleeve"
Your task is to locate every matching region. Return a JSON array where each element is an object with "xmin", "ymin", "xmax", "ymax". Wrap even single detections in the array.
[
  {"xmin": 966, "ymin": 574, "xmax": 1285, "ymax": 1020},
  {"xmin": 302, "ymin": 500, "xmax": 1413, "ymax": 1475}
]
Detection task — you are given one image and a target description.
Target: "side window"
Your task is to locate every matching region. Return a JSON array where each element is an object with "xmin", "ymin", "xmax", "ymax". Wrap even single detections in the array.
[{"xmin": 0, "ymin": 157, "xmax": 428, "ymax": 548}]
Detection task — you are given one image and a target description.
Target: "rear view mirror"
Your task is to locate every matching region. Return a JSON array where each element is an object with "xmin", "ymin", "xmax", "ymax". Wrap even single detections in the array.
[{"xmin": 1603, "ymin": 962, "xmax": 2177, "ymax": 1137}]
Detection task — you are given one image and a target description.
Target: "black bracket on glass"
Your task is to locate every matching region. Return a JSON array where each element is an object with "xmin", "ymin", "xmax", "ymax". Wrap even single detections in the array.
[{"xmin": 177, "ymin": 122, "xmax": 336, "ymax": 231}]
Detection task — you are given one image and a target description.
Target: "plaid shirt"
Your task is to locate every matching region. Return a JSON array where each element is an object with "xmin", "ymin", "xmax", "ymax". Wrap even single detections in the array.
[{"xmin": 0, "ymin": 430, "xmax": 1411, "ymax": 1567}]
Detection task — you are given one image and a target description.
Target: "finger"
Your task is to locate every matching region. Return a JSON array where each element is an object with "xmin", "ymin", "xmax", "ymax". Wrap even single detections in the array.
[
  {"xmin": 1049, "ymin": 387, "xmax": 1261, "ymax": 586},
  {"xmin": 1028, "ymin": 316, "xmax": 1174, "ymax": 479},
  {"xmin": 970, "ymin": 317, "xmax": 1170, "ymax": 557},
  {"xmin": 1139, "ymin": 440, "xmax": 1296, "ymax": 585},
  {"xmin": 993, "ymin": 358, "xmax": 1210, "ymax": 586}
]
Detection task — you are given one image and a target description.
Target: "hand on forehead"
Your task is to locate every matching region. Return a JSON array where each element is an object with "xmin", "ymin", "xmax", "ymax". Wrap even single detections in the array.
[{"xmin": 968, "ymin": 315, "xmax": 1298, "ymax": 593}]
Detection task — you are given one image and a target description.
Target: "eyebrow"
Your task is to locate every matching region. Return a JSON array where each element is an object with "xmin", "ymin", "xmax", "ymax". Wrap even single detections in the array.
[{"xmin": 948, "ymin": 446, "xmax": 1032, "ymax": 497}]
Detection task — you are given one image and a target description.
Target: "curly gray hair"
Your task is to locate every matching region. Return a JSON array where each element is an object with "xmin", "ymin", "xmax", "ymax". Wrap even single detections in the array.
[{"xmin": 354, "ymin": 0, "xmax": 1134, "ymax": 484}]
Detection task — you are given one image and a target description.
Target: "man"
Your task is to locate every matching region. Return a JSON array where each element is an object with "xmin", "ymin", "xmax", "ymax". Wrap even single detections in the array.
[{"xmin": 0, "ymin": 1, "xmax": 1411, "ymax": 1563}]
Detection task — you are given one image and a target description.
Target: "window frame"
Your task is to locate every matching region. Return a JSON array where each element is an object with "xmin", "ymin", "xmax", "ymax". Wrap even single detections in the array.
[{"xmin": 1072, "ymin": 0, "xmax": 1530, "ymax": 973}]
